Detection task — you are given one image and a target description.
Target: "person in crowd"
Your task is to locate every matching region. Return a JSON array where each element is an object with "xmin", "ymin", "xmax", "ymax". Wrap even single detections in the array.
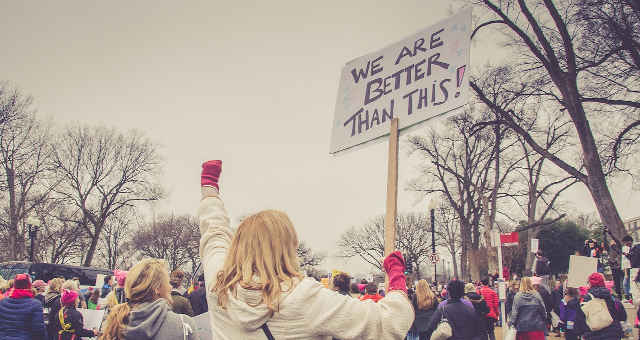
[
  {"xmin": 62, "ymin": 280, "xmax": 87, "ymax": 309},
  {"xmin": 464, "ymin": 282, "xmax": 489, "ymax": 340},
  {"xmin": 170, "ymin": 269, "xmax": 188, "ymax": 296},
  {"xmin": 0, "ymin": 277, "xmax": 8, "ymax": 302},
  {"xmin": 505, "ymin": 280, "xmax": 520, "ymax": 318},
  {"xmin": 101, "ymin": 258, "xmax": 198, "ymax": 340},
  {"xmin": 189, "ymin": 274, "xmax": 208, "ymax": 317},
  {"xmin": 551, "ymin": 280, "xmax": 564, "ymax": 334},
  {"xmin": 407, "ymin": 280, "xmax": 438, "ymax": 340},
  {"xmin": 101, "ymin": 275, "xmax": 113, "ymax": 298},
  {"xmin": 53, "ymin": 289, "xmax": 97, "ymax": 340},
  {"xmin": 558, "ymin": 287, "xmax": 585, "ymax": 340},
  {"xmin": 332, "ymin": 272, "xmax": 351, "ymax": 296},
  {"xmin": 425, "ymin": 280, "xmax": 479, "ymax": 339},
  {"xmin": 114, "ymin": 270, "xmax": 128, "ymax": 303},
  {"xmin": 170, "ymin": 269, "xmax": 194, "ymax": 316},
  {"xmin": 621, "ymin": 235, "xmax": 634, "ymax": 301},
  {"xmin": 0, "ymin": 274, "xmax": 47, "ymax": 340},
  {"xmin": 532, "ymin": 251, "xmax": 551, "ymax": 281},
  {"xmin": 87, "ymin": 289, "xmax": 100, "ymax": 310},
  {"xmin": 509, "ymin": 277, "xmax": 547, "ymax": 340},
  {"xmin": 32, "ymin": 280, "xmax": 47, "ymax": 305},
  {"xmin": 581, "ymin": 272, "xmax": 626, "ymax": 340},
  {"xmin": 198, "ymin": 160, "xmax": 413, "ymax": 339},
  {"xmin": 531, "ymin": 277, "xmax": 552, "ymax": 324},
  {"xmin": 45, "ymin": 277, "xmax": 65, "ymax": 340},
  {"xmin": 603, "ymin": 227, "xmax": 625, "ymax": 298},
  {"xmin": 359, "ymin": 282, "xmax": 383, "ymax": 302},
  {"xmin": 349, "ymin": 282, "xmax": 361, "ymax": 299},
  {"xmin": 479, "ymin": 277, "xmax": 499, "ymax": 340}
]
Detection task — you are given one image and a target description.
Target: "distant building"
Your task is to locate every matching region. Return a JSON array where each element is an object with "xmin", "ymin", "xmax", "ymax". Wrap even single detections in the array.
[{"xmin": 624, "ymin": 216, "xmax": 640, "ymax": 240}]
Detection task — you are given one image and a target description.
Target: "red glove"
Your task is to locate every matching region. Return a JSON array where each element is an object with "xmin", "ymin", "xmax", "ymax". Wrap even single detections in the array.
[
  {"xmin": 201, "ymin": 160, "xmax": 222, "ymax": 190},
  {"xmin": 383, "ymin": 251, "xmax": 407, "ymax": 294}
]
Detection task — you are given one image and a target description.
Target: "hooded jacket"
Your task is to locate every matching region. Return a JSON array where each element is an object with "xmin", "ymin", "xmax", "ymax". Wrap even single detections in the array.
[
  {"xmin": 123, "ymin": 299, "xmax": 198, "ymax": 340},
  {"xmin": 198, "ymin": 187, "xmax": 414, "ymax": 340},
  {"xmin": 582, "ymin": 287, "xmax": 625, "ymax": 340},
  {"xmin": 466, "ymin": 292, "xmax": 489, "ymax": 335},
  {"xmin": 508, "ymin": 291, "xmax": 547, "ymax": 333},
  {"xmin": 425, "ymin": 298, "xmax": 480, "ymax": 340}
]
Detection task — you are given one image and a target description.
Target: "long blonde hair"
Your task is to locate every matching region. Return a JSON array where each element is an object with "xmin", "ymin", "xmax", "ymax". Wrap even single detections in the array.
[
  {"xmin": 101, "ymin": 259, "xmax": 171, "ymax": 340},
  {"xmin": 415, "ymin": 279, "xmax": 437, "ymax": 310},
  {"xmin": 213, "ymin": 210, "xmax": 303, "ymax": 314},
  {"xmin": 519, "ymin": 277, "xmax": 536, "ymax": 294},
  {"xmin": 49, "ymin": 278, "xmax": 64, "ymax": 294}
]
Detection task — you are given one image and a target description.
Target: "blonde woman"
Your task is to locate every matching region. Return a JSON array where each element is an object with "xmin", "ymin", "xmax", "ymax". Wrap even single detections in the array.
[
  {"xmin": 198, "ymin": 160, "xmax": 413, "ymax": 339},
  {"xmin": 101, "ymin": 258, "xmax": 198, "ymax": 340},
  {"xmin": 45, "ymin": 277, "xmax": 65, "ymax": 340},
  {"xmin": 508, "ymin": 277, "xmax": 547, "ymax": 340},
  {"xmin": 407, "ymin": 280, "xmax": 438, "ymax": 340},
  {"xmin": 62, "ymin": 279, "xmax": 87, "ymax": 309}
]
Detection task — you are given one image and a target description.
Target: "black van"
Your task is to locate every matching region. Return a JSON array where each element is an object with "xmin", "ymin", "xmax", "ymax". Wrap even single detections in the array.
[{"xmin": 0, "ymin": 261, "xmax": 112, "ymax": 286}]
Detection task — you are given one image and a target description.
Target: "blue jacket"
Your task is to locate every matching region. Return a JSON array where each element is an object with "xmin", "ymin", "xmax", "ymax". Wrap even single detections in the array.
[{"xmin": 0, "ymin": 296, "xmax": 47, "ymax": 340}]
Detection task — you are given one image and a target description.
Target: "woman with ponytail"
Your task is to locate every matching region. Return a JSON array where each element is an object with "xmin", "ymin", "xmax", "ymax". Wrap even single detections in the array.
[
  {"xmin": 100, "ymin": 258, "xmax": 198, "ymax": 340},
  {"xmin": 198, "ymin": 160, "xmax": 413, "ymax": 339}
]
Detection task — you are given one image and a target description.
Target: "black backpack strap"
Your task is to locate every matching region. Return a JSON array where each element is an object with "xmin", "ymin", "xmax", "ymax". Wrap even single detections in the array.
[{"xmin": 261, "ymin": 323, "xmax": 275, "ymax": 340}]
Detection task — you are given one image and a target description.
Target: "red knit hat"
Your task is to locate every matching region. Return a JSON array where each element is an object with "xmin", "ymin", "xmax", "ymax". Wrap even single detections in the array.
[
  {"xmin": 61, "ymin": 289, "xmax": 79, "ymax": 306},
  {"xmin": 14, "ymin": 274, "xmax": 32, "ymax": 290},
  {"xmin": 588, "ymin": 272, "xmax": 605, "ymax": 287}
]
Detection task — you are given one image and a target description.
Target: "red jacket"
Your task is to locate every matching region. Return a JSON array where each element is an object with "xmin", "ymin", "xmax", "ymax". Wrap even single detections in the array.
[{"xmin": 479, "ymin": 285, "xmax": 499, "ymax": 320}]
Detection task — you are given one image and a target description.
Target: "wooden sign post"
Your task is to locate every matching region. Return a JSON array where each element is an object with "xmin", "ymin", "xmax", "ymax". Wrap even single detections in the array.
[{"xmin": 384, "ymin": 118, "xmax": 399, "ymax": 257}]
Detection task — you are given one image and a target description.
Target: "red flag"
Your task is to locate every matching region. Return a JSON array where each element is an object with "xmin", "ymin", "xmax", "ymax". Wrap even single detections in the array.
[{"xmin": 500, "ymin": 232, "xmax": 519, "ymax": 247}]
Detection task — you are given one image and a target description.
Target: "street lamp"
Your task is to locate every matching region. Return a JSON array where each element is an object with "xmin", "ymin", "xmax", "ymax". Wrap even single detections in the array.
[
  {"xmin": 428, "ymin": 197, "xmax": 439, "ymax": 282},
  {"xmin": 26, "ymin": 216, "xmax": 40, "ymax": 262}
]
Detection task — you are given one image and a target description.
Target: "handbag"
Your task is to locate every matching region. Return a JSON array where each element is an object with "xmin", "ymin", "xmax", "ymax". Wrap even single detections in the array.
[
  {"xmin": 581, "ymin": 294, "xmax": 614, "ymax": 331},
  {"xmin": 430, "ymin": 305, "xmax": 452, "ymax": 340}
]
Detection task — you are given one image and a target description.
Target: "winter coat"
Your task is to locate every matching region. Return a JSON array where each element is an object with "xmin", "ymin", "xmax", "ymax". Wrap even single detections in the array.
[
  {"xmin": 123, "ymin": 299, "xmax": 198, "ymax": 340},
  {"xmin": 0, "ymin": 296, "xmax": 47, "ymax": 340},
  {"xmin": 505, "ymin": 290, "xmax": 516, "ymax": 317},
  {"xmin": 479, "ymin": 285, "xmax": 499, "ymax": 320},
  {"xmin": 425, "ymin": 298, "xmax": 480, "ymax": 340},
  {"xmin": 170, "ymin": 290, "xmax": 194, "ymax": 316},
  {"xmin": 582, "ymin": 287, "xmax": 625, "ymax": 340},
  {"xmin": 52, "ymin": 306, "xmax": 95, "ymax": 340},
  {"xmin": 408, "ymin": 296, "xmax": 437, "ymax": 340},
  {"xmin": 536, "ymin": 285, "xmax": 553, "ymax": 323},
  {"xmin": 466, "ymin": 292, "xmax": 490, "ymax": 337},
  {"xmin": 188, "ymin": 287, "xmax": 208, "ymax": 317},
  {"xmin": 534, "ymin": 256, "xmax": 551, "ymax": 276},
  {"xmin": 551, "ymin": 287, "xmax": 563, "ymax": 315},
  {"xmin": 509, "ymin": 291, "xmax": 547, "ymax": 333},
  {"xmin": 44, "ymin": 293, "xmax": 61, "ymax": 340},
  {"xmin": 198, "ymin": 187, "xmax": 414, "ymax": 340}
]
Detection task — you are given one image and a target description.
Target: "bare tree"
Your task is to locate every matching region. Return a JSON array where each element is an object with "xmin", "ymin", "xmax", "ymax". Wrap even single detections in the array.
[
  {"xmin": 297, "ymin": 241, "xmax": 325, "ymax": 274},
  {"xmin": 433, "ymin": 200, "xmax": 462, "ymax": 279},
  {"xmin": 0, "ymin": 83, "xmax": 54, "ymax": 260},
  {"xmin": 132, "ymin": 214, "xmax": 199, "ymax": 271},
  {"xmin": 51, "ymin": 125, "xmax": 162, "ymax": 266},
  {"xmin": 98, "ymin": 207, "xmax": 135, "ymax": 270},
  {"xmin": 33, "ymin": 200, "xmax": 88, "ymax": 264},
  {"xmin": 470, "ymin": 0, "xmax": 638, "ymax": 240},
  {"xmin": 338, "ymin": 213, "xmax": 432, "ymax": 277}
]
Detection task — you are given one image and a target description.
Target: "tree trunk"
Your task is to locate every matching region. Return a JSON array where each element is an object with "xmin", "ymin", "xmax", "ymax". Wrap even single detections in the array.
[
  {"xmin": 451, "ymin": 251, "xmax": 459, "ymax": 279},
  {"xmin": 83, "ymin": 225, "xmax": 102, "ymax": 267}
]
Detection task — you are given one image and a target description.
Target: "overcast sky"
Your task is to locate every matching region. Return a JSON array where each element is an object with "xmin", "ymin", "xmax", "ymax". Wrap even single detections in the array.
[{"xmin": 2, "ymin": 0, "xmax": 638, "ymax": 274}]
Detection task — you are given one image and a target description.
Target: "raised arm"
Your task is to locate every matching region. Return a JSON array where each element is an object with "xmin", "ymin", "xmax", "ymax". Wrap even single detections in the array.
[{"xmin": 197, "ymin": 160, "xmax": 233, "ymax": 292}]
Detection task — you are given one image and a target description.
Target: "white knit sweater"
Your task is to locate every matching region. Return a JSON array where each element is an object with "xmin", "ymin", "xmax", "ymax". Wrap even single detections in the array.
[{"xmin": 198, "ymin": 187, "xmax": 414, "ymax": 340}]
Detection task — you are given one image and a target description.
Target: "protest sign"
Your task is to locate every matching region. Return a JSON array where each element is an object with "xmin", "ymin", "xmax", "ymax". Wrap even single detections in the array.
[
  {"xmin": 193, "ymin": 312, "xmax": 213, "ymax": 340},
  {"xmin": 531, "ymin": 239, "xmax": 539, "ymax": 253},
  {"xmin": 95, "ymin": 274, "xmax": 105, "ymax": 289},
  {"xmin": 567, "ymin": 255, "xmax": 597, "ymax": 288},
  {"xmin": 78, "ymin": 308, "xmax": 105, "ymax": 334},
  {"xmin": 330, "ymin": 8, "xmax": 471, "ymax": 154}
]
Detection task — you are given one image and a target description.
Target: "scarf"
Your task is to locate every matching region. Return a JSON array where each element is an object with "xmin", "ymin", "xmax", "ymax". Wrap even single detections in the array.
[{"xmin": 10, "ymin": 288, "xmax": 34, "ymax": 299}]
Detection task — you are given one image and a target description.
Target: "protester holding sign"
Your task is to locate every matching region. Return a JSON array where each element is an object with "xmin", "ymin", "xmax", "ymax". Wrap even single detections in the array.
[{"xmin": 198, "ymin": 160, "xmax": 413, "ymax": 339}]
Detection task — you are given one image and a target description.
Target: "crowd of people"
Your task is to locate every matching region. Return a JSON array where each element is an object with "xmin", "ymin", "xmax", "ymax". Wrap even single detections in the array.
[{"xmin": 0, "ymin": 160, "xmax": 636, "ymax": 340}]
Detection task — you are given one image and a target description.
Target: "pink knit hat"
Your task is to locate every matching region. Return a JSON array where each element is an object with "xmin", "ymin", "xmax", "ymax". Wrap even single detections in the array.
[
  {"xmin": 61, "ymin": 289, "xmax": 79, "ymax": 306},
  {"xmin": 114, "ymin": 269, "xmax": 128, "ymax": 287},
  {"xmin": 32, "ymin": 280, "xmax": 47, "ymax": 288}
]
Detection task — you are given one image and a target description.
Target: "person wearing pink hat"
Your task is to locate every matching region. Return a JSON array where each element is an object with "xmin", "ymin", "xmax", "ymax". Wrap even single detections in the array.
[
  {"xmin": 32, "ymin": 280, "xmax": 47, "ymax": 306},
  {"xmin": 580, "ymin": 272, "xmax": 627, "ymax": 340},
  {"xmin": 53, "ymin": 289, "xmax": 98, "ymax": 340},
  {"xmin": 0, "ymin": 274, "xmax": 47, "ymax": 340}
]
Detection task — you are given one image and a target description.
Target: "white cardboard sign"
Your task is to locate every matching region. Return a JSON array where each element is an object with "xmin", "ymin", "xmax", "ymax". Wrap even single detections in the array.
[
  {"xmin": 567, "ymin": 255, "xmax": 598, "ymax": 288},
  {"xmin": 531, "ymin": 239, "xmax": 539, "ymax": 253},
  {"xmin": 330, "ymin": 9, "xmax": 471, "ymax": 154},
  {"xmin": 78, "ymin": 308, "xmax": 105, "ymax": 332},
  {"xmin": 95, "ymin": 274, "xmax": 105, "ymax": 289}
]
